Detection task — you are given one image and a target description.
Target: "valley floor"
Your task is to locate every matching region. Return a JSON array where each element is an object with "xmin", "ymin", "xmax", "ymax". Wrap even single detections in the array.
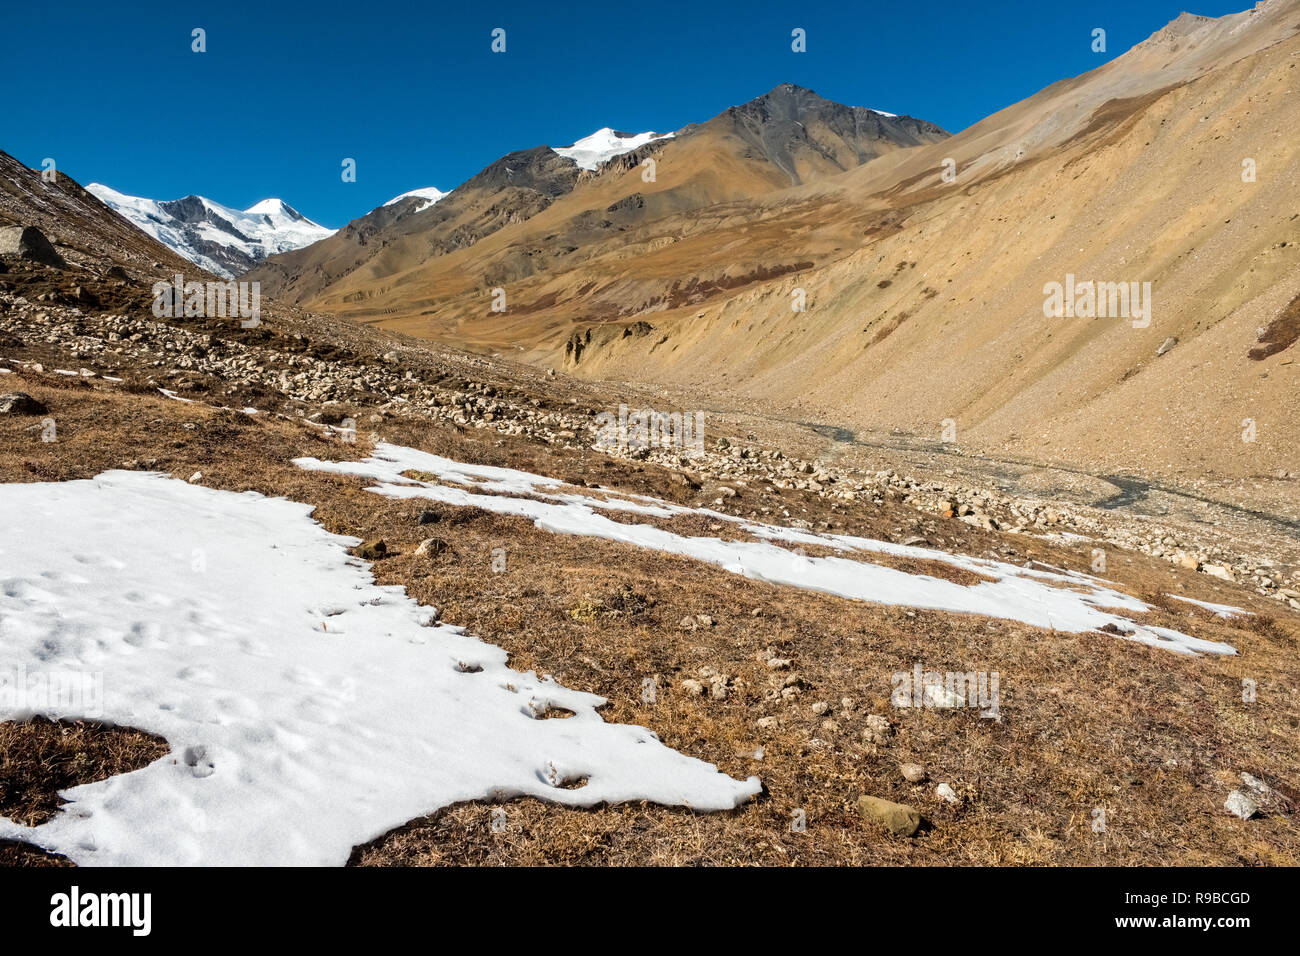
[{"xmin": 1, "ymin": 277, "xmax": 1298, "ymax": 865}]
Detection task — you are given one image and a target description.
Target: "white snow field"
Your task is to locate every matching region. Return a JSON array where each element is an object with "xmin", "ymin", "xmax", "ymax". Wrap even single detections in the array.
[
  {"xmin": 297, "ymin": 443, "xmax": 1238, "ymax": 658},
  {"xmin": 0, "ymin": 472, "xmax": 761, "ymax": 866},
  {"xmin": 553, "ymin": 128, "xmax": 674, "ymax": 170}
]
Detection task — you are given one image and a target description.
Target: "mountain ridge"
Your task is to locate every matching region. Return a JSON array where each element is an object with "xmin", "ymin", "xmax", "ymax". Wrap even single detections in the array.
[
  {"xmin": 243, "ymin": 1, "xmax": 1299, "ymax": 484},
  {"xmin": 86, "ymin": 184, "xmax": 334, "ymax": 279},
  {"xmin": 244, "ymin": 83, "xmax": 950, "ymax": 305}
]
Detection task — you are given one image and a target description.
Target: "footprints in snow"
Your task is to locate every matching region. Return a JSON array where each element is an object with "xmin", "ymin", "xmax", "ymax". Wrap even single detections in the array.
[{"xmin": 183, "ymin": 745, "xmax": 215, "ymax": 778}]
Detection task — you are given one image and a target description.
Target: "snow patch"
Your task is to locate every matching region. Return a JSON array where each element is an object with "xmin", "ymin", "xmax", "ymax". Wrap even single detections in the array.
[
  {"xmin": 1167, "ymin": 593, "xmax": 1250, "ymax": 618},
  {"xmin": 0, "ymin": 472, "xmax": 759, "ymax": 865},
  {"xmin": 296, "ymin": 443, "xmax": 1237, "ymax": 658}
]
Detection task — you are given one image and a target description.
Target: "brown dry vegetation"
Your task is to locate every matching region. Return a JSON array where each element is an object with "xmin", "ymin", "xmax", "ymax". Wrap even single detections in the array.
[
  {"xmin": 0, "ymin": 717, "xmax": 169, "ymax": 828},
  {"xmin": 2, "ymin": 376, "xmax": 1297, "ymax": 866},
  {"xmin": 0, "ymin": 718, "xmax": 169, "ymax": 867}
]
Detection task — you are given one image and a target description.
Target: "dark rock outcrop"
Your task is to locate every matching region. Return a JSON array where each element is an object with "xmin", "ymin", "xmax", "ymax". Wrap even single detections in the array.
[{"xmin": 0, "ymin": 225, "xmax": 66, "ymax": 269}]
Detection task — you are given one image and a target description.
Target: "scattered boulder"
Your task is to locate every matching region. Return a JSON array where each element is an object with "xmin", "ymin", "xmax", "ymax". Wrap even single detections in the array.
[
  {"xmin": 669, "ymin": 471, "xmax": 701, "ymax": 490},
  {"xmin": 679, "ymin": 613, "xmax": 714, "ymax": 629},
  {"xmin": 1156, "ymin": 336, "xmax": 1178, "ymax": 356},
  {"xmin": 900, "ymin": 762, "xmax": 928, "ymax": 784},
  {"xmin": 0, "ymin": 392, "xmax": 48, "ymax": 415},
  {"xmin": 0, "ymin": 225, "xmax": 66, "ymax": 269},
  {"xmin": 857, "ymin": 795, "xmax": 922, "ymax": 837},
  {"xmin": 415, "ymin": 537, "xmax": 449, "ymax": 558},
  {"xmin": 863, "ymin": 714, "xmax": 892, "ymax": 744},
  {"xmin": 1240, "ymin": 772, "xmax": 1272, "ymax": 796},
  {"xmin": 1224, "ymin": 789, "xmax": 1259, "ymax": 820},
  {"xmin": 1235, "ymin": 772, "xmax": 1289, "ymax": 814},
  {"xmin": 936, "ymin": 783, "xmax": 960, "ymax": 804},
  {"xmin": 355, "ymin": 538, "xmax": 388, "ymax": 560}
]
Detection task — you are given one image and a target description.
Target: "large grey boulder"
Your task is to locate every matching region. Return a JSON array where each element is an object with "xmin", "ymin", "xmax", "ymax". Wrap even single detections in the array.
[{"xmin": 0, "ymin": 225, "xmax": 66, "ymax": 268}]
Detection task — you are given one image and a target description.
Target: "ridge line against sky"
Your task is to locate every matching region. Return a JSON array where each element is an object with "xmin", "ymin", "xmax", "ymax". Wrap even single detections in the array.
[{"xmin": 2, "ymin": 0, "xmax": 1252, "ymax": 228}]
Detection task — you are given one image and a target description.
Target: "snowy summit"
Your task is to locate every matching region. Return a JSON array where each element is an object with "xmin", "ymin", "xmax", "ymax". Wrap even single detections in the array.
[
  {"xmin": 381, "ymin": 186, "xmax": 450, "ymax": 213},
  {"xmin": 86, "ymin": 184, "xmax": 335, "ymax": 279},
  {"xmin": 552, "ymin": 128, "xmax": 675, "ymax": 171}
]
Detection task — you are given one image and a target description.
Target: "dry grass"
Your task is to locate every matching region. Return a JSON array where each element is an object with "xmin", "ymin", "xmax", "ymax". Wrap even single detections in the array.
[
  {"xmin": 0, "ymin": 717, "xmax": 170, "ymax": 866},
  {"xmin": 0, "ymin": 717, "xmax": 169, "ymax": 828}
]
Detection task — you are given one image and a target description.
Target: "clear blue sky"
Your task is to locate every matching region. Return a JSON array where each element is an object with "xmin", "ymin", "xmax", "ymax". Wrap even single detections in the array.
[{"xmin": 1, "ymin": 0, "xmax": 1248, "ymax": 228}]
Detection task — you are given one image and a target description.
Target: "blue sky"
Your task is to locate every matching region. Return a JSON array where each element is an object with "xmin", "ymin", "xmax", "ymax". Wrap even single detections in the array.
[{"xmin": 1, "ymin": 0, "xmax": 1248, "ymax": 228}]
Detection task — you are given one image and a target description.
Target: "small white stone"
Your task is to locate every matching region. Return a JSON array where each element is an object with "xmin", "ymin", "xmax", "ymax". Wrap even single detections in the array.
[{"xmin": 1224, "ymin": 790, "xmax": 1258, "ymax": 820}]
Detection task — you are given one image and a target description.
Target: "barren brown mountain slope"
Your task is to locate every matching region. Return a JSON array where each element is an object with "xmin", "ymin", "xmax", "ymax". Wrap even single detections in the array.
[
  {"xmin": 0, "ymin": 150, "xmax": 200, "ymax": 276},
  {"xmin": 247, "ymin": 85, "xmax": 948, "ymax": 319},
  {"xmin": 255, "ymin": 2, "xmax": 1300, "ymax": 486},
  {"xmin": 555, "ymin": 4, "xmax": 1300, "ymax": 484}
]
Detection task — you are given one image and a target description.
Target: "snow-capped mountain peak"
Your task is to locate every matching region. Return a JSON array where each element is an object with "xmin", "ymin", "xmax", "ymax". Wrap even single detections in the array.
[
  {"xmin": 245, "ymin": 197, "xmax": 307, "ymax": 220},
  {"xmin": 86, "ymin": 183, "xmax": 334, "ymax": 279},
  {"xmin": 552, "ymin": 128, "xmax": 674, "ymax": 171},
  {"xmin": 381, "ymin": 187, "xmax": 449, "ymax": 213}
]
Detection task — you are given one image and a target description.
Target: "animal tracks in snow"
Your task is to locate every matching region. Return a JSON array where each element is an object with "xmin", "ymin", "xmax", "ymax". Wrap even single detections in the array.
[{"xmin": 0, "ymin": 470, "xmax": 760, "ymax": 865}]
